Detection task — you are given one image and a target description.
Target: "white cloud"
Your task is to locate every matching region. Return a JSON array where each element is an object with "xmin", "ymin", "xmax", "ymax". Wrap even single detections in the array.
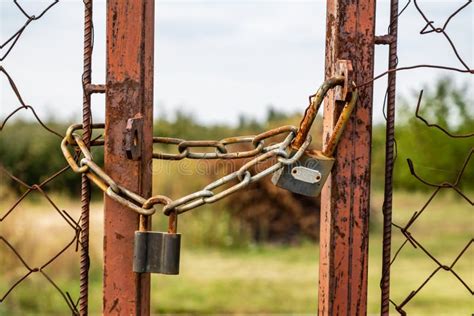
[{"xmin": 1, "ymin": 0, "xmax": 472, "ymax": 126}]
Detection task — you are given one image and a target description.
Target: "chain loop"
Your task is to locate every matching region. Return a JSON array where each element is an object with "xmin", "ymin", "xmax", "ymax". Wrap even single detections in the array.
[
  {"xmin": 61, "ymin": 78, "xmax": 356, "ymax": 219},
  {"xmin": 153, "ymin": 125, "xmax": 298, "ymax": 160},
  {"xmin": 63, "ymin": 124, "xmax": 302, "ymax": 217}
]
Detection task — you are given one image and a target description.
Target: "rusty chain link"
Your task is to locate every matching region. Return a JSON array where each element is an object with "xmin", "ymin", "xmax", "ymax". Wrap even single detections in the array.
[
  {"xmin": 152, "ymin": 125, "xmax": 294, "ymax": 160},
  {"xmin": 62, "ymin": 124, "xmax": 309, "ymax": 216},
  {"xmin": 162, "ymin": 130, "xmax": 311, "ymax": 215},
  {"xmin": 152, "ymin": 76, "xmax": 347, "ymax": 161}
]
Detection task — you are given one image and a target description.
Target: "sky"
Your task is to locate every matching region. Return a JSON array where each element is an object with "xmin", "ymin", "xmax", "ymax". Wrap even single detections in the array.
[{"xmin": 1, "ymin": 0, "xmax": 473, "ymax": 126}]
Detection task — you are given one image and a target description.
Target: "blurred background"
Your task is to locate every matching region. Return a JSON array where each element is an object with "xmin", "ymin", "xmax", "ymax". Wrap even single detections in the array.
[{"xmin": 1, "ymin": 0, "xmax": 473, "ymax": 315}]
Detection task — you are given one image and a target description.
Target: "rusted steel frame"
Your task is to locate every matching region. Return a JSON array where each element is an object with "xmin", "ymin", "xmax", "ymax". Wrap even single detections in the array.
[
  {"xmin": 104, "ymin": 0, "xmax": 154, "ymax": 315},
  {"xmin": 319, "ymin": 0, "xmax": 375, "ymax": 315},
  {"xmin": 381, "ymin": 0, "xmax": 399, "ymax": 314},
  {"xmin": 79, "ymin": 0, "xmax": 93, "ymax": 314}
]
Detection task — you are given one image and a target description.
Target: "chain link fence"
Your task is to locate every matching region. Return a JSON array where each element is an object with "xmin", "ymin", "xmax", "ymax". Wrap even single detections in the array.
[
  {"xmin": 1, "ymin": 1, "xmax": 82, "ymax": 314},
  {"xmin": 0, "ymin": 0, "xmax": 472, "ymax": 315},
  {"xmin": 378, "ymin": 1, "xmax": 473, "ymax": 314}
]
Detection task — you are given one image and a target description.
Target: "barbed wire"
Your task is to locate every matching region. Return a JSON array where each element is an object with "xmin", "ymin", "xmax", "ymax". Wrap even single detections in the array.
[{"xmin": 0, "ymin": 1, "xmax": 81, "ymax": 315}]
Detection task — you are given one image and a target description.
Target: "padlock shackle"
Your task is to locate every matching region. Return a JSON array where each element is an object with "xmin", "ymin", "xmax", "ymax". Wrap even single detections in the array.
[
  {"xmin": 291, "ymin": 76, "xmax": 345, "ymax": 149},
  {"xmin": 168, "ymin": 211, "xmax": 178, "ymax": 234},
  {"xmin": 322, "ymin": 88, "xmax": 359, "ymax": 157}
]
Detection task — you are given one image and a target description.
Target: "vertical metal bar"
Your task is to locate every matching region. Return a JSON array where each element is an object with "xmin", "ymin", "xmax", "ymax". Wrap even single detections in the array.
[
  {"xmin": 318, "ymin": 0, "xmax": 375, "ymax": 315},
  {"xmin": 381, "ymin": 0, "xmax": 399, "ymax": 314},
  {"xmin": 104, "ymin": 1, "xmax": 154, "ymax": 315},
  {"xmin": 79, "ymin": 0, "xmax": 93, "ymax": 314}
]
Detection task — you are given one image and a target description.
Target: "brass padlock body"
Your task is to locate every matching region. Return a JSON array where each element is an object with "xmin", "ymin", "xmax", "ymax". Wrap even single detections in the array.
[{"xmin": 272, "ymin": 150, "xmax": 334, "ymax": 197}]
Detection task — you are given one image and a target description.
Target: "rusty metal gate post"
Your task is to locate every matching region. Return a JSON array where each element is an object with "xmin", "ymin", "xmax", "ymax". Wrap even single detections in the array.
[
  {"xmin": 318, "ymin": 0, "xmax": 376, "ymax": 315},
  {"xmin": 104, "ymin": 0, "xmax": 154, "ymax": 315}
]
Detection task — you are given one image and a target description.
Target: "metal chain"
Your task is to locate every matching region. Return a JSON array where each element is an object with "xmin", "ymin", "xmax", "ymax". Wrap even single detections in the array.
[
  {"xmin": 61, "ymin": 77, "xmax": 356, "ymax": 218},
  {"xmin": 62, "ymin": 123, "xmax": 308, "ymax": 216},
  {"xmin": 162, "ymin": 131, "xmax": 311, "ymax": 215},
  {"xmin": 152, "ymin": 125, "xmax": 298, "ymax": 160},
  {"xmin": 152, "ymin": 78, "xmax": 348, "ymax": 161}
]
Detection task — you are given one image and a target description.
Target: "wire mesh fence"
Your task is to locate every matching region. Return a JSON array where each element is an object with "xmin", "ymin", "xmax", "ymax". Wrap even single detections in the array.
[
  {"xmin": 0, "ymin": 0, "xmax": 472, "ymax": 315},
  {"xmin": 1, "ymin": 1, "xmax": 84, "ymax": 315},
  {"xmin": 378, "ymin": 0, "xmax": 473, "ymax": 314},
  {"xmin": 389, "ymin": 150, "xmax": 473, "ymax": 315}
]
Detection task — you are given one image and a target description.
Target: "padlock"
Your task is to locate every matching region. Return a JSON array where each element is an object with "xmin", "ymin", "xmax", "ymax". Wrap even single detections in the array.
[
  {"xmin": 272, "ymin": 79, "xmax": 358, "ymax": 197},
  {"xmin": 133, "ymin": 211, "xmax": 181, "ymax": 274}
]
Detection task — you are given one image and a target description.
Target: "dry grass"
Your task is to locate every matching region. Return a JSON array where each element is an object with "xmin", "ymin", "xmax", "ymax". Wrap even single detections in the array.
[{"xmin": 0, "ymin": 190, "xmax": 472, "ymax": 315}]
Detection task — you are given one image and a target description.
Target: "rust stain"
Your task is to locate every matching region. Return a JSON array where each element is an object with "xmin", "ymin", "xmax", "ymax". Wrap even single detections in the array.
[
  {"xmin": 104, "ymin": 0, "xmax": 153, "ymax": 315},
  {"xmin": 319, "ymin": 0, "xmax": 375, "ymax": 315},
  {"xmin": 109, "ymin": 298, "xmax": 119, "ymax": 313}
]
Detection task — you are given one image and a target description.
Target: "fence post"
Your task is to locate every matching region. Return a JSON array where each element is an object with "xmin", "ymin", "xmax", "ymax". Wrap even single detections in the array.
[
  {"xmin": 104, "ymin": 0, "xmax": 154, "ymax": 315},
  {"xmin": 318, "ymin": 0, "xmax": 376, "ymax": 315}
]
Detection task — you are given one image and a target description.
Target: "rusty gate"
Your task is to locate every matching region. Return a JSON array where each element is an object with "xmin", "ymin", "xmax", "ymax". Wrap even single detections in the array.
[{"xmin": 1, "ymin": 0, "xmax": 472, "ymax": 315}]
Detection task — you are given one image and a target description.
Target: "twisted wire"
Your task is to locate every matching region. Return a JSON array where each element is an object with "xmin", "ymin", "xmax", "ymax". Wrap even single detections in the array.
[
  {"xmin": 376, "ymin": 1, "xmax": 473, "ymax": 314},
  {"xmin": 79, "ymin": 0, "xmax": 94, "ymax": 314},
  {"xmin": 380, "ymin": 0, "xmax": 399, "ymax": 313}
]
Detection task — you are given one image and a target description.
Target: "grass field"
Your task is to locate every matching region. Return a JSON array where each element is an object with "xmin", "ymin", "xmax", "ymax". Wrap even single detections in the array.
[{"xmin": 0, "ymin": 190, "xmax": 472, "ymax": 315}]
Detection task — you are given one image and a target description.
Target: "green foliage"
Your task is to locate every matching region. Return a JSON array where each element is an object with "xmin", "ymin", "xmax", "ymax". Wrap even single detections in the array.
[
  {"xmin": 1, "ymin": 77, "xmax": 472, "ymax": 196},
  {"xmin": 381, "ymin": 78, "xmax": 472, "ymax": 190},
  {"xmin": 0, "ymin": 120, "xmax": 77, "ymax": 194},
  {"xmin": 0, "ymin": 120, "xmax": 106, "ymax": 196}
]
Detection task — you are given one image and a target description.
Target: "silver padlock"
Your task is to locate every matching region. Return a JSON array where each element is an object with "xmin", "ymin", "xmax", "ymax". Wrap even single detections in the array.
[
  {"xmin": 272, "ymin": 78, "xmax": 358, "ymax": 197},
  {"xmin": 133, "ymin": 211, "xmax": 181, "ymax": 274}
]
